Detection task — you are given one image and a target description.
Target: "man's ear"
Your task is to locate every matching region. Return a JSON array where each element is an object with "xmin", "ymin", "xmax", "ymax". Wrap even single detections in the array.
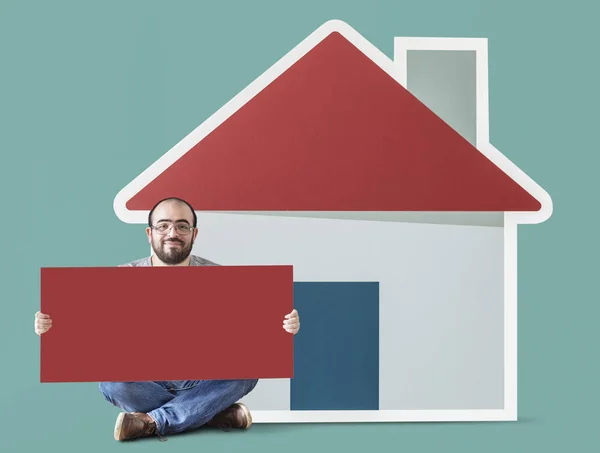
[{"xmin": 145, "ymin": 227, "xmax": 152, "ymax": 243}]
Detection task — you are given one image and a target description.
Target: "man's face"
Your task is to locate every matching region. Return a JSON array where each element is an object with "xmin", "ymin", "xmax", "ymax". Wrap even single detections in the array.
[{"xmin": 145, "ymin": 201, "xmax": 198, "ymax": 265}]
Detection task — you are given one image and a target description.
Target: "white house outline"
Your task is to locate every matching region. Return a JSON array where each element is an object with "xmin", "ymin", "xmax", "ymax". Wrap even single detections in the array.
[{"xmin": 114, "ymin": 20, "xmax": 553, "ymax": 423}]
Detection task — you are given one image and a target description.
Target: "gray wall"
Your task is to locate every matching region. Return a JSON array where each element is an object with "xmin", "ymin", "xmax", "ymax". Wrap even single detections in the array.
[{"xmin": 195, "ymin": 212, "xmax": 505, "ymax": 410}]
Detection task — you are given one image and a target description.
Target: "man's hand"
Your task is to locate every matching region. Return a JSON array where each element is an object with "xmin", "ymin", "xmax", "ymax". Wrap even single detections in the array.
[
  {"xmin": 283, "ymin": 309, "xmax": 300, "ymax": 335},
  {"xmin": 35, "ymin": 311, "xmax": 52, "ymax": 336}
]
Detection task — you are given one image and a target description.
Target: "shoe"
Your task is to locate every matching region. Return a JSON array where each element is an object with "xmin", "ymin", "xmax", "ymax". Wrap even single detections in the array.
[
  {"xmin": 207, "ymin": 403, "xmax": 252, "ymax": 430},
  {"xmin": 114, "ymin": 412, "xmax": 158, "ymax": 441}
]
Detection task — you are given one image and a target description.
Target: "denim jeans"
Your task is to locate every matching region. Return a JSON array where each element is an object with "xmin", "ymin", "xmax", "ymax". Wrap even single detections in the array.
[{"xmin": 99, "ymin": 379, "xmax": 259, "ymax": 435}]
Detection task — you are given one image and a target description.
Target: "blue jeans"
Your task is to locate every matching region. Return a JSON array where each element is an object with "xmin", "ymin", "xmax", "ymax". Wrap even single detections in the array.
[{"xmin": 99, "ymin": 379, "xmax": 259, "ymax": 435}]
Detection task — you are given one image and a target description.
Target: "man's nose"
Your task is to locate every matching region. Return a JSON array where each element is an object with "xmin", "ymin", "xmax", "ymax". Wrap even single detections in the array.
[{"xmin": 167, "ymin": 226, "xmax": 179, "ymax": 238}]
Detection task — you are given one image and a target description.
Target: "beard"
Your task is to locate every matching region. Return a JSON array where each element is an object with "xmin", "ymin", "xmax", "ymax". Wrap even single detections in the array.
[{"xmin": 152, "ymin": 237, "xmax": 194, "ymax": 265}]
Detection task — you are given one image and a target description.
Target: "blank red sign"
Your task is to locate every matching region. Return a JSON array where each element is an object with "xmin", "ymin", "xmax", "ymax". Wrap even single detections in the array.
[{"xmin": 40, "ymin": 265, "xmax": 294, "ymax": 383}]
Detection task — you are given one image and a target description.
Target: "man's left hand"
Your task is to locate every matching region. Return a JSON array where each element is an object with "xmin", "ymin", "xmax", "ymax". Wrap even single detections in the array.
[{"xmin": 283, "ymin": 309, "xmax": 300, "ymax": 335}]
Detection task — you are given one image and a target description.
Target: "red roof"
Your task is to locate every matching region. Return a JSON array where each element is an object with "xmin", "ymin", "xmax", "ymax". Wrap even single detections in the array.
[{"xmin": 127, "ymin": 32, "xmax": 541, "ymax": 212}]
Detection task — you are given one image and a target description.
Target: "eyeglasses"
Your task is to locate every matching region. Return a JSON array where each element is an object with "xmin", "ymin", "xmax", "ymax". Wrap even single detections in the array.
[{"xmin": 150, "ymin": 222, "xmax": 195, "ymax": 235}]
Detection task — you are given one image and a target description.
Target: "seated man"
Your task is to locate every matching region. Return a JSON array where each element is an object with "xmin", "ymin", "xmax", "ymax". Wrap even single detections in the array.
[{"xmin": 35, "ymin": 197, "xmax": 300, "ymax": 441}]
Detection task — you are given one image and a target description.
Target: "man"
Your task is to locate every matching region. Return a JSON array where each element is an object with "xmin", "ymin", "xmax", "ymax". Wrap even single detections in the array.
[{"xmin": 35, "ymin": 197, "xmax": 300, "ymax": 441}]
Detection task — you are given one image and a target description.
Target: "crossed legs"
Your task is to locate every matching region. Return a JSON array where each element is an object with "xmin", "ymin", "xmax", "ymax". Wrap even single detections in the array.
[{"xmin": 99, "ymin": 379, "xmax": 259, "ymax": 435}]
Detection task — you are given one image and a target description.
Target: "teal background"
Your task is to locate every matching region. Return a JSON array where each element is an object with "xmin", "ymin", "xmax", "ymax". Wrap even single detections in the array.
[{"xmin": 1, "ymin": 0, "xmax": 596, "ymax": 451}]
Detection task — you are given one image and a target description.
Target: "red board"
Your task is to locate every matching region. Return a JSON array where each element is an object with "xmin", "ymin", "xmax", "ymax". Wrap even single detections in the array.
[{"xmin": 40, "ymin": 266, "xmax": 294, "ymax": 382}]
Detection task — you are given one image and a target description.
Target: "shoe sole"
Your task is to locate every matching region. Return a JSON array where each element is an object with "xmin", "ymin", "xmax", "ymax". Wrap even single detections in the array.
[
  {"xmin": 237, "ymin": 403, "xmax": 252, "ymax": 429},
  {"xmin": 114, "ymin": 412, "xmax": 126, "ymax": 441}
]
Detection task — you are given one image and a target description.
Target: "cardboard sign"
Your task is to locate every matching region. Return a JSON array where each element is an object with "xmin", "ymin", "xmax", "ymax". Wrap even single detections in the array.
[{"xmin": 40, "ymin": 265, "xmax": 294, "ymax": 382}]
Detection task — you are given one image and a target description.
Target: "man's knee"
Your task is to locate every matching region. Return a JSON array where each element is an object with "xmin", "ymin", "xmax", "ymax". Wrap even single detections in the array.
[
  {"xmin": 99, "ymin": 382, "xmax": 133, "ymax": 406},
  {"xmin": 247, "ymin": 379, "xmax": 259, "ymax": 394}
]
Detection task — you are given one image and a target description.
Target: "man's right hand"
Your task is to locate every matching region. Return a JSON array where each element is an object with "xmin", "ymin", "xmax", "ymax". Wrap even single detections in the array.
[{"xmin": 35, "ymin": 311, "xmax": 52, "ymax": 336}]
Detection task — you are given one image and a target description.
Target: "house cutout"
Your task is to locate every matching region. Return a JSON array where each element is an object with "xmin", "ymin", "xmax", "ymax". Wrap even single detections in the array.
[{"xmin": 114, "ymin": 20, "xmax": 552, "ymax": 422}]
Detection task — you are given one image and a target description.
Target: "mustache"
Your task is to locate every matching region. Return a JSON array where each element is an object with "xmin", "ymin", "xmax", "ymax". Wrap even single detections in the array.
[{"xmin": 162, "ymin": 238, "xmax": 184, "ymax": 245}]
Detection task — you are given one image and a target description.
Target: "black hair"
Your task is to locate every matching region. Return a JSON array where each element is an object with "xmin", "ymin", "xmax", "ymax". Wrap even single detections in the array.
[{"xmin": 148, "ymin": 197, "xmax": 197, "ymax": 227}]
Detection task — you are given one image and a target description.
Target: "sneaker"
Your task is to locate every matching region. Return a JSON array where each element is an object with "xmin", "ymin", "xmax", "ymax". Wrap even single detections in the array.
[
  {"xmin": 114, "ymin": 412, "xmax": 158, "ymax": 441},
  {"xmin": 207, "ymin": 403, "xmax": 252, "ymax": 430}
]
